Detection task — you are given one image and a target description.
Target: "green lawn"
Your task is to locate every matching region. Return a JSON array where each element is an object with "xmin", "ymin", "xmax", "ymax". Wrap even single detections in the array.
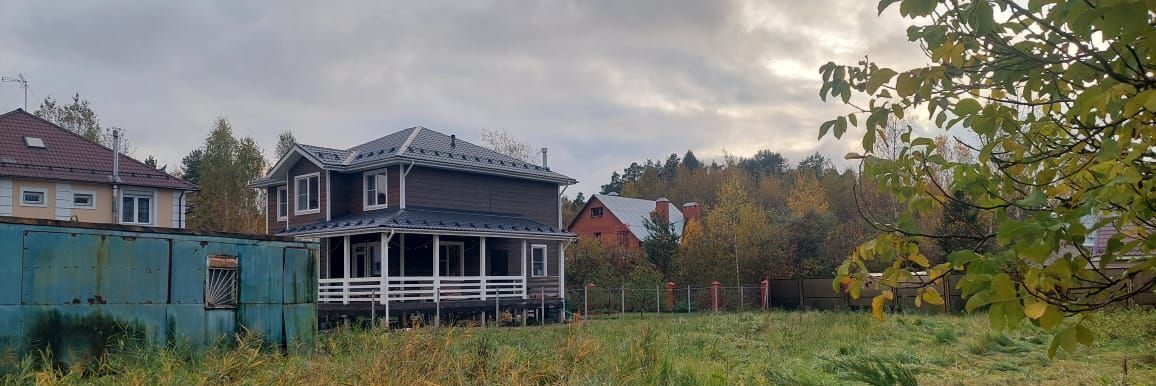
[{"xmin": 11, "ymin": 309, "xmax": 1156, "ymax": 385}]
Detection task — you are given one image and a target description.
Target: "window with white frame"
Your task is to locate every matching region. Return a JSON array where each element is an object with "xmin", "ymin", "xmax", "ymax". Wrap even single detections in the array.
[
  {"xmin": 294, "ymin": 173, "xmax": 320, "ymax": 214},
  {"xmin": 73, "ymin": 192, "xmax": 95, "ymax": 208},
  {"xmin": 276, "ymin": 186, "xmax": 288, "ymax": 220},
  {"xmin": 19, "ymin": 187, "xmax": 47, "ymax": 207},
  {"xmin": 363, "ymin": 169, "xmax": 388, "ymax": 210},
  {"xmin": 121, "ymin": 190, "xmax": 154, "ymax": 225},
  {"xmin": 531, "ymin": 244, "xmax": 548, "ymax": 277}
]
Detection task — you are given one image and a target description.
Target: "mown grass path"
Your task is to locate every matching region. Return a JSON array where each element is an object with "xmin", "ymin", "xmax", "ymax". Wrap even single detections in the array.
[{"xmin": 11, "ymin": 310, "xmax": 1156, "ymax": 385}]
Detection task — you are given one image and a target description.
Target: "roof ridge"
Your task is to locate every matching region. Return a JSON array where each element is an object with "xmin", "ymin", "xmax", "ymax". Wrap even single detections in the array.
[{"xmin": 399, "ymin": 126, "xmax": 423, "ymax": 151}]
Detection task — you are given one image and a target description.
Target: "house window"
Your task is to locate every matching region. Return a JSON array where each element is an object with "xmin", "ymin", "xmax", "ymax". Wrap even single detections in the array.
[
  {"xmin": 20, "ymin": 188, "xmax": 46, "ymax": 207},
  {"xmin": 122, "ymin": 190, "xmax": 154, "ymax": 225},
  {"xmin": 73, "ymin": 192, "xmax": 95, "ymax": 208},
  {"xmin": 205, "ymin": 255, "xmax": 238, "ymax": 309},
  {"xmin": 593, "ymin": 232, "xmax": 602, "ymax": 240},
  {"xmin": 591, "ymin": 207, "xmax": 604, "ymax": 217},
  {"xmin": 276, "ymin": 186, "xmax": 288, "ymax": 220},
  {"xmin": 531, "ymin": 244, "xmax": 547, "ymax": 277},
  {"xmin": 363, "ymin": 169, "xmax": 388, "ymax": 210},
  {"xmin": 294, "ymin": 173, "xmax": 320, "ymax": 214}
]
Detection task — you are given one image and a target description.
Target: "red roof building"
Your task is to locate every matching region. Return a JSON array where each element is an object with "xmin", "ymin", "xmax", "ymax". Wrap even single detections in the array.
[{"xmin": 0, "ymin": 108, "xmax": 197, "ymax": 227}]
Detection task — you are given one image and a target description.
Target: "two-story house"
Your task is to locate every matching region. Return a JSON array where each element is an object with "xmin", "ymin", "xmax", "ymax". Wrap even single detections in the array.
[
  {"xmin": 249, "ymin": 127, "xmax": 576, "ymax": 323},
  {"xmin": 0, "ymin": 108, "xmax": 196, "ymax": 227}
]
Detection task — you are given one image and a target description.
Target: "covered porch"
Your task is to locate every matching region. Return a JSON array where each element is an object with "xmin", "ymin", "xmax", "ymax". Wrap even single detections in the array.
[{"xmin": 316, "ymin": 232, "xmax": 564, "ymax": 305}]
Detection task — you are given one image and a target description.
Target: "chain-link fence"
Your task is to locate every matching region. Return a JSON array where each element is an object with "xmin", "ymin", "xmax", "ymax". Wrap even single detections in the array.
[{"xmin": 563, "ymin": 277, "xmax": 971, "ymax": 319}]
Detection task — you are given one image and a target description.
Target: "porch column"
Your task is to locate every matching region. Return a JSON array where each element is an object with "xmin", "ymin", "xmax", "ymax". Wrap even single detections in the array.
[
  {"xmin": 380, "ymin": 232, "xmax": 389, "ymax": 305},
  {"xmin": 343, "ymin": 235, "xmax": 351, "ymax": 305},
  {"xmin": 433, "ymin": 234, "xmax": 440, "ymax": 303},
  {"xmin": 479, "ymin": 236, "xmax": 487, "ymax": 300},
  {"xmin": 559, "ymin": 241, "xmax": 566, "ymax": 300},
  {"xmin": 521, "ymin": 239, "xmax": 528, "ymax": 299}
]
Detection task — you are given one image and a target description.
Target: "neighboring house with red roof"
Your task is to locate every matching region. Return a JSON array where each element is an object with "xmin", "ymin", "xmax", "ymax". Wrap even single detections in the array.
[
  {"xmin": 0, "ymin": 108, "xmax": 197, "ymax": 227},
  {"xmin": 567, "ymin": 193, "xmax": 700, "ymax": 249}
]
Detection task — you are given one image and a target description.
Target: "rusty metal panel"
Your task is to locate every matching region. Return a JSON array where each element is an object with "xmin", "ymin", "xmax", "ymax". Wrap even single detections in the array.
[
  {"xmin": 282, "ymin": 303, "xmax": 315, "ymax": 353},
  {"xmin": 23, "ymin": 304, "xmax": 167, "ymax": 365},
  {"xmin": 206, "ymin": 310, "xmax": 237, "ymax": 345},
  {"xmin": 22, "ymin": 231, "xmax": 169, "ymax": 305},
  {"xmin": 238, "ymin": 243, "xmax": 283, "ymax": 304},
  {"xmin": 0, "ymin": 305, "xmax": 25, "ymax": 370},
  {"xmin": 166, "ymin": 304, "xmax": 209, "ymax": 348},
  {"xmin": 0, "ymin": 226, "xmax": 23, "ymax": 305},
  {"xmin": 170, "ymin": 240, "xmax": 239, "ymax": 304},
  {"xmin": 282, "ymin": 247, "xmax": 316, "ymax": 304},
  {"xmin": 237, "ymin": 303, "xmax": 283, "ymax": 346}
]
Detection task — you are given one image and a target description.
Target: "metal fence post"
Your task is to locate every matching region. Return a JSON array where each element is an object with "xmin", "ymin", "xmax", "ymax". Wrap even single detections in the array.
[
  {"xmin": 371, "ymin": 290, "xmax": 377, "ymax": 325},
  {"xmin": 435, "ymin": 286, "xmax": 441, "ymax": 328},
  {"xmin": 656, "ymin": 284, "xmax": 661, "ymax": 314},
  {"xmin": 620, "ymin": 286, "xmax": 625, "ymax": 318},
  {"xmin": 740, "ymin": 285, "xmax": 744, "ymax": 312},
  {"xmin": 687, "ymin": 286, "xmax": 691, "ymax": 313},
  {"xmin": 495, "ymin": 291, "xmax": 500, "ymax": 327},
  {"xmin": 540, "ymin": 287, "xmax": 546, "ymax": 325}
]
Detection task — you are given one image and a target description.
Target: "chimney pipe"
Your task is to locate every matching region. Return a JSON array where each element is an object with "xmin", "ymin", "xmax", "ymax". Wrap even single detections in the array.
[
  {"xmin": 682, "ymin": 202, "xmax": 701, "ymax": 222},
  {"xmin": 450, "ymin": 134, "xmax": 456, "ymax": 148},
  {"xmin": 655, "ymin": 197, "xmax": 671, "ymax": 223},
  {"xmin": 541, "ymin": 148, "xmax": 548, "ymax": 168},
  {"xmin": 111, "ymin": 128, "xmax": 122, "ymax": 223}
]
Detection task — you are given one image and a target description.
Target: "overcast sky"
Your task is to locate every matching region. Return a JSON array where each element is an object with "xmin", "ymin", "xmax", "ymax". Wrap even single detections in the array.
[{"xmin": 0, "ymin": 0, "xmax": 926, "ymax": 196}]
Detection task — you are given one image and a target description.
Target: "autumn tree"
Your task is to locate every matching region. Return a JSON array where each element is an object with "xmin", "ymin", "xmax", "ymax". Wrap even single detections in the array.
[
  {"xmin": 480, "ymin": 129, "xmax": 535, "ymax": 163},
  {"xmin": 821, "ymin": 0, "xmax": 1156, "ymax": 356},
  {"xmin": 186, "ymin": 118, "xmax": 267, "ymax": 233},
  {"xmin": 35, "ymin": 93, "xmax": 132, "ymax": 152},
  {"xmin": 275, "ymin": 130, "xmax": 297, "ymax": 159}
]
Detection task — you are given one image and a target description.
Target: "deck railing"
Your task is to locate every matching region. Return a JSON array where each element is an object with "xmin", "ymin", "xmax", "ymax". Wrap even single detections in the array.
[{"xmin": 318, "ymin": 275, "xmax": 529, "ymax": 304}]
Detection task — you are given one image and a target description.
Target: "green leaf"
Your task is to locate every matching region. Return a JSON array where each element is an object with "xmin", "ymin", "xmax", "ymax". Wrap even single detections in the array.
[
  {"xmin": 989, "ymin": 302, "xmax": 1006, "ymax": 330},
  {"xmin": 866, "ymin": 68, "xmax": 898, "ymax": 94},
  {"xmin": 1076, "ymin": 324, "xmax": 1094, "ymax": 346},
  {"xmin": 955, "ymin": 98, "xmax": 982, "ymax": 115},
  {"xmin": 965, "ymin": 290, "xmax": 992, "ymax": 312},
  {"xmin": 922, "ymin": 287, "xmax": 945, "ymax": 305},
  {"xmin": 896, "ymin": 72, "xmax": 917, "ymax": 97},
  {"xmin": 863, "ymin": 128, "xmax": 877, "ymax": 152},
  {"xmin": 878, "ymin": 0, "xmax": 902, "ymax": 15},
  {"xmin": 819, "ymin": 120, "xmax": 835, "ymax": 139},
  {"xmin": 1039, "ymin": 305, "xmax": 1063, "ymax": 330}
]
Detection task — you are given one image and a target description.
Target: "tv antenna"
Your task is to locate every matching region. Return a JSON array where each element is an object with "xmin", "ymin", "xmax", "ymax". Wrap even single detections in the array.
[{"xmin": 2, "ymin": 74, "xmax": 29, "ymax": 109}]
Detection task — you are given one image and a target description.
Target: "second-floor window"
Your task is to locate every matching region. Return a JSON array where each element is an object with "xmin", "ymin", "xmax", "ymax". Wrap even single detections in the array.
[
  {"xmin": 591, "ymin": 207, "xmax": 604, "ymax": 217},
  {"xmin": 276, "ymin": 186, "xmax": 288, "ymax": 220},
  {"xmin": 295, "ymin": 173, "xmax": 320, "ymax": 215},
  {"xmin": 363, "ymin": 169, "xmax": 388, "ymax": 210}
]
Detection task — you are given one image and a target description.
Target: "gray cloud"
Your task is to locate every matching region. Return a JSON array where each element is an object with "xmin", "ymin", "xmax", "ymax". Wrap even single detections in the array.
[{"xmin": 0, "ymin": 0, "xmax": 924, "ymax": 196}]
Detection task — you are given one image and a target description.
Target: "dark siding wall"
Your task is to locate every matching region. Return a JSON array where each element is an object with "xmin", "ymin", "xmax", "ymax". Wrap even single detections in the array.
[
  {"xmin": 329, "ymin": 172, "xmax": 357, "ymax": 218},
  {"xmin": 288, "ymin": 159, "xmax": 326, "ymax": 225},
  {"xmin": 266, "ymin": 186, "xmax": 287, "ymax": 234},
  {"xmin": 524, "ymin": 239, "xmax": 562, "ymax": 297},
  {"xmin": 406, "ymin": 166, "xmax": 559, "ymax": 226}
]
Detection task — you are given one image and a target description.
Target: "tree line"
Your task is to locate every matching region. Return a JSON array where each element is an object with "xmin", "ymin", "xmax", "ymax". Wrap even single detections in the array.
[{"xmin": 565, "ymin": 137, "xmax": 982, "ymax": 290}]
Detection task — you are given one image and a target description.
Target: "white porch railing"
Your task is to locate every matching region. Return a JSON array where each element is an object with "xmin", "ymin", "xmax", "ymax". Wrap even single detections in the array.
[{"xmin": 318, "ymin": 275, "xmax": 528, "ymax": 304}]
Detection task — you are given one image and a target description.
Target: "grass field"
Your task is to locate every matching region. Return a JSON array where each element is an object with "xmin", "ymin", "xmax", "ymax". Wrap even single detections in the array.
[{"xmin": 8, "ymin": 309, "xmax": 1156, "ymax": 385}]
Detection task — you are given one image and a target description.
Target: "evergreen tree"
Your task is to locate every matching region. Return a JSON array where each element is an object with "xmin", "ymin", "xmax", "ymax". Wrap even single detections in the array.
[
  {"xmin": 642, "ymin": 211, "xmax": 680, "ymax": 280},
  {"xmin": 682, "ymin": 150, "xmax": 701, "ymax": 170}
]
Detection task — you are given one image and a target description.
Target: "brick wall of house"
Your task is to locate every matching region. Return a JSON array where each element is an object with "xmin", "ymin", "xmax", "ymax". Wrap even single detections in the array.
[{"xmin": 567, "ymin": 196, "xmax": 642, "ymax": 249}]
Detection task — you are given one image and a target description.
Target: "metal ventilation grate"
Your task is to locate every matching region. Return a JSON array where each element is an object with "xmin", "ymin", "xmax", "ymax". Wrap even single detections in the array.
[{"xmin": 205, "ymin": 255, "xmax": 238, "ymax": 309}]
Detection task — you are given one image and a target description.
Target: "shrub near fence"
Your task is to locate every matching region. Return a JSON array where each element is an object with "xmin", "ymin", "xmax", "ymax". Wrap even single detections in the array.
[{"xmin": 567, "ymin": 272, "xmax": 1156, "ymax": 318}]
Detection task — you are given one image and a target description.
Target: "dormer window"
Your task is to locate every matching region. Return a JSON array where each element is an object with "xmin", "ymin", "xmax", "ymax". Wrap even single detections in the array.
[
  {"xmin": 363, "ymin": 169, "xmax": 388, "ymax": 210},
  {"xmin": 24, "ymin": 137, "xmax": 45, "ymax": 149}
]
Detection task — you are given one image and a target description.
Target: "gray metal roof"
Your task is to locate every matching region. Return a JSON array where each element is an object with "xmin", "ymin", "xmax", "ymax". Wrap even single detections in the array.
[
  {"xmin": 592, "ymin": 194, "xmax": 684, "ymax": 241},
  {"xmin": 281, "ymin": 206, "xmax": 574, "ymax": 238},
  {"xmin": 294, "ymin": 127, "xmax": 575, "ymax": 184}
]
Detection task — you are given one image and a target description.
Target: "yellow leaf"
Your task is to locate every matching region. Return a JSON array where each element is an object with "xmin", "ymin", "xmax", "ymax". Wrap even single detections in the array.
[
  {"xmin": 883, "ymin": 289, "xmax": 894, "ymax": 300},
  {"xmin": 922, "ymin": 287, "xmax": 945, "ymax": 305},
  {"xmin": 908, "ymin": 252, "xmax": 930, "ymax": 268},
  {"xmin": 871, "ymin": 295, "xmax": 886, "ymax": 321},
  {"xmin": 1025, "ymin": 302, "xmax": 1047, "ymax": 320}
]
